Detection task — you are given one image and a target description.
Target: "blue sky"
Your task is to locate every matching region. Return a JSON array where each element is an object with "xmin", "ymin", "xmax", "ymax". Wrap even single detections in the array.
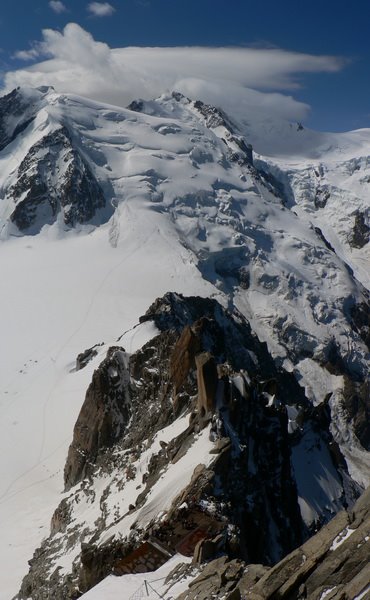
[{"xmin": 0, "ymin": 0, "xmax": 369, "ymax": 131}]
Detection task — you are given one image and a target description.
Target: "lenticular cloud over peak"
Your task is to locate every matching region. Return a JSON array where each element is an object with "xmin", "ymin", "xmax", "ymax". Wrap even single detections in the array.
[{"xmin": 5, "ymin": 23, "xmax": 345, "ymax": 123}]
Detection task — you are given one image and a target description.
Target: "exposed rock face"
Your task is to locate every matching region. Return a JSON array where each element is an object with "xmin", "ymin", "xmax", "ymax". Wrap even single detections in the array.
[
  {"xmin": 348, "ymin": 210, "xmax": 370, "ymax": 248},
  {"xmin": 9, "ymin": 126, "xmax": 107, "ymax": 233},
  {"xmin": 16, "ymin": 294, "xmax": 363, "ymax": 599},
  {"xmin": 314, "ymin": 186, "xmax": 331, "ymax": 208},
  {"xmin": 176, "ymin": 556, "xmax": 249, "ymax": 600},
  {"xmin": 342, "ymin": 376, "xmax": 370, "ymax": 451},
  {"xmin": 78, "ymin": 539, "xmax": 132, "ymax": 596},
  {"xmin": 141, "ymin": 293, "xmax": 279, "ymax": 376},
  {"xmin": 64, "ymin": 347, "xmax": 130, "ymax": 490},
  {"xmin": 0, "ymin": 87, "xmax": 38, "ymax": 152},
  {"xmin": 195, "ymin": 352, "xmax": 218, "ymax": 414},
  {"xmin": 177, "ymin": 484, "xmax": 370, "ymax": 600},
  {"xmin": 350, "ymin": 299, "xmax": 370, "ymax": 351},
  {"xmin": 211, "ymin": 376, "xmax": 304, "ymax": 565},
  {"xmin": 169, "ymin": 325, "xmax": 201, "ymax": 396},
  {"xmin": 192, "ymin": 96, "xmax": 254, "ymax": 166},
  {"xmin": 76, "ymin": 344, "xmax": 102, "ymax": 371}
]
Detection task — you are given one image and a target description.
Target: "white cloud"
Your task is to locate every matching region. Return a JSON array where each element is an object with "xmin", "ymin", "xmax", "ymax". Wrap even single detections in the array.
[
  {"xmin": 49, "ymin": 1, "xmax": 67, "ymax": 13},
  {"xmin": 13, "ymin": 48, "xmax": 41, "ymax": 61},
  {"xmin": 3, "ymin": 23, "xmax": 345, "ymax": 124},
  {"xmin": 87, "ymin": 2, "xmax": 115, "ymax": 16}
]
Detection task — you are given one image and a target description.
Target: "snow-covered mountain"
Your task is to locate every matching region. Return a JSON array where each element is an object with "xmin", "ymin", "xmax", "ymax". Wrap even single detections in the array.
[{"xmin": 0, "ymin": 86, "xmax": 368, "ymax": 600}]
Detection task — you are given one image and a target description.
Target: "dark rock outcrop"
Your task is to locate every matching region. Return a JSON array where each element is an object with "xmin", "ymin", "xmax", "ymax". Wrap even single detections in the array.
[
  {"xmin": 64, "ymin": 347, "xmax": 130, "ymax": 490},
  {"xmin": 314, "ymin": 186, "xmax": 331, "ymax": 209},
  {"xmin": 0, "ymin": 87, "xmax": 38, "ymax": 152},
  {"xmin": 350, "ymin": 299, "xmax": 370, "ymax": 351},
  {"xmin": 342, "ymin": 376, "xmax": 370, "ymax": 451},
  {"xmin": 16, "ymin": 294, "xmax": 362, "ymax": 600},
  {"xmin": 210, "ymin": 376, "xmax": 304, "ymax": 566},
  {"xmin": 348, "ymin": 210, "xmax": 370, "ymax": 249},
  {"xmin": 76, "ymin": 344, "xmax": 102, "ymax": 371},
  {"xmin": 9, "ymin": 126, "xmax": 107, "ymax": 232}
]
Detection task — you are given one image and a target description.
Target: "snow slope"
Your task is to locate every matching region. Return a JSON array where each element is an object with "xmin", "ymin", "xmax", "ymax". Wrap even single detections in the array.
[
  {"xmin": 0, "ymin": 87, "xmax": 369, "ymax": 599},
  {"xmin": 0, "ymin": 221, "xmax": 216, "ymax": 599},
  {"xmin": 246, "ymin": 120, "xmax": 370, "ymax": 290}
]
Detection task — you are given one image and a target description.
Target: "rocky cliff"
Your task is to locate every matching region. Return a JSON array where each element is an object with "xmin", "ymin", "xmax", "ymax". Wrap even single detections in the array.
[
  {"xmin": 16, "ymin": 294, "xmax": 363, "ymax": 600},
  {"xmin": 9, "ymin": 126, "xmax": 107, "ymax": 233}
]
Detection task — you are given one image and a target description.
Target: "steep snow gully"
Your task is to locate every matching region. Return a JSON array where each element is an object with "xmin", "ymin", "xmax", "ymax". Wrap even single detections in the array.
[{"xmin": 0, "ymin": 87, "xmax": 368, "ymax": 600}]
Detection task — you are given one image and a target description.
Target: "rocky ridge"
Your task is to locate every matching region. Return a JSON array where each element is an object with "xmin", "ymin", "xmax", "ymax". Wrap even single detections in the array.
[
  {"xmin": 0, "ymin": 87, "xmax": 42, "ymax": 152},
  {"xmin": 9, "ymin": 125, "xmax": 107, "ymax": 233},
  {"xmin": 16, "ymin": 294, "xmax": 364, "ymax": 600}
]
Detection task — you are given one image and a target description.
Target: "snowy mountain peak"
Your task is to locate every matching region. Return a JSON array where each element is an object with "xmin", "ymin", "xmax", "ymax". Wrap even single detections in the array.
[
  {"xmin": 128, "ymin": 90, "xmax": 254, "ymax": 166},
  {"xmin": 0, "ymin": 87, "xmax": 368, "ymax": 599},
  {"xmin": 8, "ymin": 125, "xmax": 108, "ymax": 233}
]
